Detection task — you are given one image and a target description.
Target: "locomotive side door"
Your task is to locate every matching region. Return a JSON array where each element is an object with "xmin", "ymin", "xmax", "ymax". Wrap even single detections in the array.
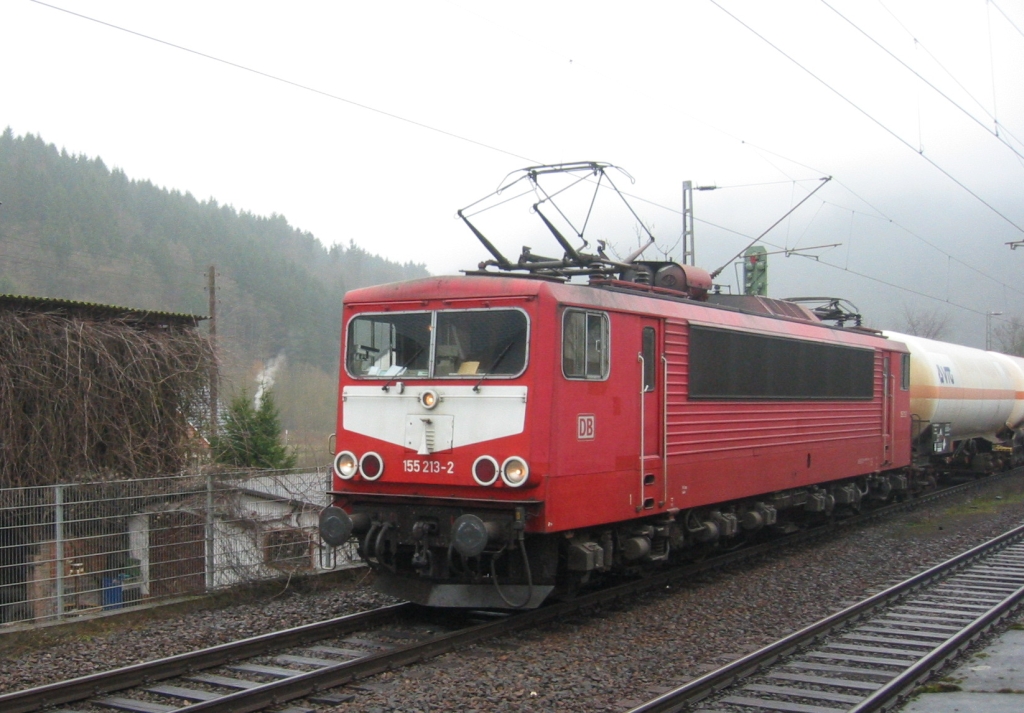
[{"xmin": 639, "ymin": 318, "xmax": 665, "ymax": 510}]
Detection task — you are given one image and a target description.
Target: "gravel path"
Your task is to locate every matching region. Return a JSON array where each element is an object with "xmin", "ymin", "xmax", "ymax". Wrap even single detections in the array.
[{"xmin": 2, "ymin": 475, "xmax": 1024, "ymax": 712}]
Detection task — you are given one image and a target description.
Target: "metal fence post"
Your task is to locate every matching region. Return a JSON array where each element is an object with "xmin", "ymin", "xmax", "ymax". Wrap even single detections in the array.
[
  {"xmin": 55, "ymin": 484, "xmax": 64, "ymax": 619},
  {"xmin": 205, "ymin": 473, "xmax": 214, "ymax": 590}
]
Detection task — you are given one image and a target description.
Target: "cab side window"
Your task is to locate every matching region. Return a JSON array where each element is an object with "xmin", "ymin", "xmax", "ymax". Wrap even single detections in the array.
[{"xmin": 563, "ymin": 309, "xmax": 609, "ymax": 380}]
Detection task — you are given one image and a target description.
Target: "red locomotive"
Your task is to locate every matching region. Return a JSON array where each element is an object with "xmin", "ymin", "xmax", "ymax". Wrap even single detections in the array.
[{"xmin": 318, "ymin": 163, "xmax": 1020, "ymax": 608}]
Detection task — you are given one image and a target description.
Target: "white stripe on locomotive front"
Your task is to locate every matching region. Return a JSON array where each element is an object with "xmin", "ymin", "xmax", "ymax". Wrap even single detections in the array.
[{"xmin": 343, "ymin": 385, "xmax": 528, "ymax": 449}]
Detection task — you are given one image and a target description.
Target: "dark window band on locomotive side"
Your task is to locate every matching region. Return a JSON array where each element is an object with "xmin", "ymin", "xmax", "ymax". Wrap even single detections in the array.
[{"xmin": 688, "ymin": 325, "xmax": 875, "ymax": 400}]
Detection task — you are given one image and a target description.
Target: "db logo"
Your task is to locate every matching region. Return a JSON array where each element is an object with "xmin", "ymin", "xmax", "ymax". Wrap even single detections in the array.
[{"xmin": 577, "ymin": 414, "xmax": 595, "ymax": 440}]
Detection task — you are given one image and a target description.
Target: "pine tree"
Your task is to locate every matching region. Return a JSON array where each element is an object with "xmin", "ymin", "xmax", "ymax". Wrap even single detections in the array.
[{"xmin": 212, "ymin": 388, "xmax": 297, "ymax": 469}]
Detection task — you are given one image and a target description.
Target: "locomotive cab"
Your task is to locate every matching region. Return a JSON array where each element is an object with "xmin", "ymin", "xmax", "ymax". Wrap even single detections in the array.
[{"xmin": 321, "ymin": 279, "xmax": 563, "ymax": 608}]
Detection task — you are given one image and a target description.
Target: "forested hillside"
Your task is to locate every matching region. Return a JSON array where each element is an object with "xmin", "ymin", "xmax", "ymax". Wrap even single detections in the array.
[{"xmin": 0, "ymin": 128, "xmax": 428, "ymax": 464}]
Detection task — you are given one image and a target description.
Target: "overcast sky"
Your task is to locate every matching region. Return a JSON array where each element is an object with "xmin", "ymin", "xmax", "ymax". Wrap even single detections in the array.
[{"xmin": 2, "ymin": 0, "xmax": 1023, "ymax": 347}]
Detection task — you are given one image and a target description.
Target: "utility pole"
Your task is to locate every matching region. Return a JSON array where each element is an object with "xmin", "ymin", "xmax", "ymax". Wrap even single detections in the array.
[
  {"xmin": 682, "ymin": 181, "xmax": 694, "ymax": 266},
  {"xmin": 682, "ymin": 181, "xmax": 720, "ymax": 267},
  {"xmin": 987, "ymin": 311, "xmax": 1002, "ymax": 351},
  {"xmin": 208, "ymin": 266, "xmax": 218, "ymax": 438}
]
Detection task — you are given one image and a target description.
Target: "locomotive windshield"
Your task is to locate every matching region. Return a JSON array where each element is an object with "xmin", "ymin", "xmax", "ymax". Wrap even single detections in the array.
[
  {"xmin": 347, "ymin": 312, "xmax": 432, "ymax": 377},
  {"xmin": 346, "ymin": 309, "xmax": 528, "ymax": 379}
]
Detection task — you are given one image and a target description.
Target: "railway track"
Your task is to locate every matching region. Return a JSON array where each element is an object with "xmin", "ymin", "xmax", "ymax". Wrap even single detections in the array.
[
  {"xmin": 2, "ymin": 472, "xmax": 1017, "ymax": 713},
  {"xmin": 627, "ymin": 520, "xmax": 1024, "ymax": 713}
]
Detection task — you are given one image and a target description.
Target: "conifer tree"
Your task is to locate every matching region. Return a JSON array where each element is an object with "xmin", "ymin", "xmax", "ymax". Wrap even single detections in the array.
[{"xmin": 212, "ymin": 388, "xmax": 297, "ymax": 469}]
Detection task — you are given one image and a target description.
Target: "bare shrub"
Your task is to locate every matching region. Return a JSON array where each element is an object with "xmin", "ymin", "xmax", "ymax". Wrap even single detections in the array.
[{"xmin": 0, "ymin": 308, "xmax": 212, "ymax": 487}]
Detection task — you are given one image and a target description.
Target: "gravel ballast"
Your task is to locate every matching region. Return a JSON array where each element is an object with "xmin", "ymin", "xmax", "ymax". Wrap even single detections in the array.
[{"xmin": 3, "ymin": 476, "xmax": 1024, "ymax": 712}]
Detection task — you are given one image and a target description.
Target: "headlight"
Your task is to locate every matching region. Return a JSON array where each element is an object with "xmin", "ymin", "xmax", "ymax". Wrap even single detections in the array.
[
  {"xmin": 420, "ymin": 389, "xmax": 439, "ymax": 409},
  {"xmin": 501, "ymin": 456, "xmax": 530, "ymax": 487},
  {"xmin": 360, "ymin": 451, "xmax": 384, "ymax": 481},
  {"xmin": 472, "ymin": 455, "xmax": 499, "ymax": 486},
  {"xmin": 333, "ymin": 451, "xmax": 358, "ymax": 480}
]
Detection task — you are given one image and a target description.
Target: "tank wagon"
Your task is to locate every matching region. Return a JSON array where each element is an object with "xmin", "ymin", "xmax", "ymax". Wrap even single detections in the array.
[
  {"xmin": 884, "ymin": 331, "xmax": 1024, "ymax": 473},
  {"xmin": 319, "ymin": 163, "xmax": 1024, "ymax": 608}
]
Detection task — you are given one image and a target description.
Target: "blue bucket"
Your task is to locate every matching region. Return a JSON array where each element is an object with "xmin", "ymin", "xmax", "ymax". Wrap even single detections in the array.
[{"xmin": 100, "ymin": 576, "xmax": 123, "ymax": 610}]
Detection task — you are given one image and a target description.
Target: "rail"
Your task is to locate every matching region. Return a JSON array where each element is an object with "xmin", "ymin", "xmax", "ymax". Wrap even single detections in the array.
[{"xmin": 627, "ymin": 520, "xmax": 1024, "ymax": 712}]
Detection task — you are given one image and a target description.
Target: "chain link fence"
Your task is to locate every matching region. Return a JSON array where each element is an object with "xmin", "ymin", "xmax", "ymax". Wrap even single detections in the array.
[{"xmin": 0, "ymin": 469, "xmax": 357, "ymax": 626}]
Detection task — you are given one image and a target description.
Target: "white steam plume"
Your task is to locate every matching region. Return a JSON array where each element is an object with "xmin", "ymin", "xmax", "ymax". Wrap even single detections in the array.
[{"xmin": 254, "ymin": 352, "xmax": 286, "ymax": 408}]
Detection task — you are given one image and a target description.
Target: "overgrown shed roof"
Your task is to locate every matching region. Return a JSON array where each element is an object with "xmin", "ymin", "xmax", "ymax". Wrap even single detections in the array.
[
  {"xmin": 0, "ymin": 295, "xmax": 213, "ymax": 486},
  {"xmin": 0, "ymin": 294, "xmax": 206, "ymax": 327}
]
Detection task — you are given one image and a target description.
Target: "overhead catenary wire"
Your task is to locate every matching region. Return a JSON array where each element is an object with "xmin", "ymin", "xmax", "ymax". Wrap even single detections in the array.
[
  {"xmin": 709, "ymin": 177, "xmax": 832, "ymax": 278},
  {"xmin": 988, "ymin": 0, "xmax": 1000, "ymax": 137},
  {"xmin": 28, "ymin": 0, "xmax": 538, "ymax": 165},
  {"xmin": 622, "ymin": 191, "xmax": 1024, "ymax": 321},
  {"xmin": 589, "ymin": 116, "xmax": 1024, "ymax": 304},
  {"xmin": 874, "ymin": 0, "xmax": 1024, "ymax": 152},
  {"xmin": 875, "ymin": 0, "xmax": 990, "ymax": 116},
  {"xmin": 797, "ymin": 254, "xmax": 990, "ymax": 319},
  {"xmin": 825, "ymin": 177, "xmax": 1024, "ymax": 299},
  {"xmin": 788, "ymin": 199, "xmax": 827, "ymax": 252},
  {"xmin": 821, "ymin": 0, "xmax": 1024, "ymax": 160},
  {"xmin": 696, "ymin": 206, "xmax": 996, "ymax": 318},
  {"xmin": 990, "ymin": 0, "xmax": 1024, "ymax": 40},
  {"xmin": 615, "ymin": 178, "xmax": 1024, "ymax": 301},
  {"xmin": 709, "ymin": 0, "xmax": 1024, "ymax": 237},
  {"xmin": 701, "ymin": 178, "xmax": 822, "ymax": 190}
]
